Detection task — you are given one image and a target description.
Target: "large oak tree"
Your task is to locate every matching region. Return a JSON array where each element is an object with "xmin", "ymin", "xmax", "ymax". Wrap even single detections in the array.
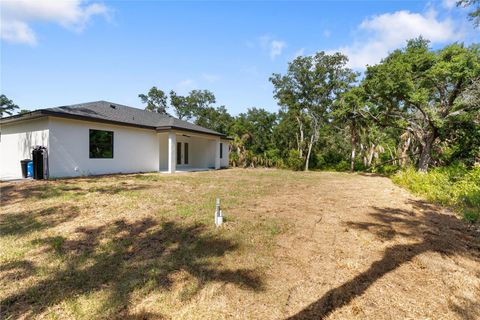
[{"xmin": 363, "ymin": 38, "xmax": 480, "ymax": 172}]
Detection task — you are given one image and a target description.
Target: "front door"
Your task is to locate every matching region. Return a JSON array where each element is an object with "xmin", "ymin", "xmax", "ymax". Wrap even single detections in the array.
[{"xmin": 176, "ymin": 142, "xmax": 189, "ymax": 165}]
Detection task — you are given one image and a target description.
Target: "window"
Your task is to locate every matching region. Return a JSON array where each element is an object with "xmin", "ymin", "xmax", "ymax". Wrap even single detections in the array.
[
  {"xmin": 184, "ymin": 143, "xmax": 189, "ymax": 164},
  {"xmin": 177, "ymin": 142, "xmax": 182, "ymax": 165},
  {"xmin": 220, "ymin": 143, "xmax": 223, "ymax": 159},
  {"xmin": 89, "ymin": 129, "xmax": 113, "ymax": 158}
]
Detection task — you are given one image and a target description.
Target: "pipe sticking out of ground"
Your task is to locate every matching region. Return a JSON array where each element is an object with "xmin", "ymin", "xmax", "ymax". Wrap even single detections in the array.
[{"xmin": 215, "ymin": 198, "xmax": 223, "ymax": 227}]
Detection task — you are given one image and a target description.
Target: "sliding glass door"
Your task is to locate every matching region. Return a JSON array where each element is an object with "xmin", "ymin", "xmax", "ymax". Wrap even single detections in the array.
[{"xmin": 176, "ymin": 142, "xmax": 189, "ymax": 165}]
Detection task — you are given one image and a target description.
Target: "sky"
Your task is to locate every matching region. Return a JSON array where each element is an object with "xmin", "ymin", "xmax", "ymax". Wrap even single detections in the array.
[{"xmin": 1, "ymin": 0, "xmax": 478, "ymax": 115}]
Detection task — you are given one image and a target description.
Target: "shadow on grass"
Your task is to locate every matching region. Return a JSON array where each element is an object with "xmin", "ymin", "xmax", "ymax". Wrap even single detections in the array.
[
  {"xmin": 0, "ymin": 205, "xmax": 80, "ymax": 237},
  {"xmin": 449, "ymin": 295, "xmax": 480, "ymax": 320},
  {"xmin": 0, "ymin": 260, "xmax": 35, "ymax": 282},
  {"xmin": 287, "ymin": 199, "xmax": 480, "ymax": 319},
  {"xmin": 0, "ymin": 181, "xmax": 150, "ymax": 205},
  {"xmin": 1, "ymin": 218, "xmax": 264, "ymax": 318}
]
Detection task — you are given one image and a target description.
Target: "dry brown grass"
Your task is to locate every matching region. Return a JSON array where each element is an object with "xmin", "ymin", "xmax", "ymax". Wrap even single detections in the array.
[{"xmin": 1, "ymin": 168, "xmax": 479, "ymax": 319}]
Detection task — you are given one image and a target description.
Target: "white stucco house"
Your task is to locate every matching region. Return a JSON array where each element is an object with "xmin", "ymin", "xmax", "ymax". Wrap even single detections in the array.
[{"xmin": 0, "ymin": 101, "xmax": 230, "ymax": 179}]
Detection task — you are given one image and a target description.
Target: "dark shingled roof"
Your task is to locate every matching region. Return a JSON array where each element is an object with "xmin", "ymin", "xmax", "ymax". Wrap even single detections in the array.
[{"xmin": 1, "ymin": 100, "xmax": 226, "ymax": 137}]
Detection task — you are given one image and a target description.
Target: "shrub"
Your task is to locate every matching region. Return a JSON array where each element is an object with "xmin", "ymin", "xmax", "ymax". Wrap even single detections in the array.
[
  {"xmin": 373, "ymin": 164, "xmax": 400, "ymax": 176},
  {"xmin": 315, "ymin": 150, "xmax": 345, "ymax": 169},
  {"xmin": 287, "ymin": 149, "xmax": 304, "ymax": 171},
  {"xmin": 334, "ymin": 160, "xmax": 350, "ymax": 172},
  {"xmin": 463, "ymin": 209, "xmax": 480, "ymax": 224},
  {"xmin": 229, "ymin": 152, "xmax": 240, "ymax": 167},
  {"xmin": 392, "ymin": 165, "xmax": 480, "ymax": 223}
]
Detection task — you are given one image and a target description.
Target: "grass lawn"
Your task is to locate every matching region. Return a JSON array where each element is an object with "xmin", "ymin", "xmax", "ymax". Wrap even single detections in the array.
[{"xmin": 1, "ymin": 168, "xmax": 479, "ymax": 319}]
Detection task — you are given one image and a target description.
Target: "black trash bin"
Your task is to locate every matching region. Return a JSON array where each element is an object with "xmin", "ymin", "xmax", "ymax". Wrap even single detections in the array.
[{"xmin": 20, "ymin": 159, "xmax": 31, "ymax": 178}]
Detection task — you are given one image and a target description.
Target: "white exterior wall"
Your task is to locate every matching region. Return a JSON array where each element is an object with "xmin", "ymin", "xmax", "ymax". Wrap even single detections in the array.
[
  {"xmin": 189, "ymin": 136, "xmax": 215, "ymax": 168},
  {"xmin": 220, "ymin": 140, "xmax": 230, "ymax": 168},
  {"xmin": 48, "ymin": 117, "xmax": 159, "ymax": 177},
  {"xmin": 0, "ymin": 118, "xmax": 49, "ymax": 179},
  {"xmin": 1, "ymin": 116, "xmax": 229, "ymax": 179},
  {"xmin": 159, "ymin": 133, "xmax": 168, "ymax": 171}
]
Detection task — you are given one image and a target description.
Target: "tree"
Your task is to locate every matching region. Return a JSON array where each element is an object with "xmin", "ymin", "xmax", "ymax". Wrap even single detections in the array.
[
  {"xmin": 0, "ymin": 94, "xmax": 19, "ymax": 117},
  {"xmin": 169, "ymin": 90, "xmax": 190, "ymax": 120},
  {"xmin": 230, "ymin": 108, "xmax": 278, "ymax": 154},
  {"xmin": 439, "ymin": 77, "xmax": 480, "ymax": 165},
  {"xmin": 186, "ymin": 90, "xmax": 216, "ymax": 112},
  {"xmin": 273, "ymin": 109, "xmax": 301, "ymax": 159},
  {"xmin": 194, "ymin": 105, "xmax": 233, "ymax": 134},
  {"xmin": 333, "ymin": 86, "xmax": 368, "ymax": 171},
  {"xmin": 459, "ymin": 77, "xmax": 480, "ymax": 108},
  {"xmin": 363, "ymin": 38, "xmax": 480, "ymax": 172},
  {"xmin": 270, "ymin": 52, "xmax": 357, "ymax": 170},
  {"xmin": 169, "ymin": 89, "xmax": 216, "ymax": 122},
  {"xmin": 139, "ymin": 87, "xmax": 168, "ymax": 114},
  {"xmin": 458, "ymin": 0, "xmax": 480, "ymax": 27}
]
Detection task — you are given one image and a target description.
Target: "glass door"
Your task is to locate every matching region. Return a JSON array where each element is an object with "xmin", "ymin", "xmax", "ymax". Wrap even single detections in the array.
[
  {"xmin": 177, "ymin": 142, "xmax": 182, "ymax": 165},
  {"xmin": 176, "ymin": 142, "xmax": 189, "ymax": 165}
]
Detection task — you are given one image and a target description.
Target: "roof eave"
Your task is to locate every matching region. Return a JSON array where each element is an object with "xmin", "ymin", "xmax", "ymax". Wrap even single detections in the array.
[
  {"xmin": 1, "ymin": 108, "xmax": 228, "ymax": 138},
  {"xmin": 0, "ymin": 110, "xmax": 46, "ymax": 124},
  {"xmin": 156, "ymin": 125, "xmax": 226, "ymax": 138}
]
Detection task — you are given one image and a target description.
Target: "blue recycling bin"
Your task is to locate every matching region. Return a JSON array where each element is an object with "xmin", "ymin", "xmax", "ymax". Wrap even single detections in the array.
[{"xmin": 27, "ymin": 160, "xmax": 33, "ymax": 178}]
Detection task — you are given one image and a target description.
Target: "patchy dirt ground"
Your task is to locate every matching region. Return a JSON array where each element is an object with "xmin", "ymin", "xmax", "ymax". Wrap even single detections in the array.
[{"xmin": 1, "ymin": 169, "xmax": 479, "ymax": 319}]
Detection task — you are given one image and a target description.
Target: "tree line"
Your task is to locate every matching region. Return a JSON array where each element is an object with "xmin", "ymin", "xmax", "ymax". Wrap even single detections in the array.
[
  {"xmin": 1, "ymin": 40, "xmax": 477, "ymax": 174},
  {"xmin": 139, "ymin": 38, "xmax": 480, "ymax": 173},
  {"xmin": 1, "ymin": 0, "xmax": 478, "ymax": 174}
]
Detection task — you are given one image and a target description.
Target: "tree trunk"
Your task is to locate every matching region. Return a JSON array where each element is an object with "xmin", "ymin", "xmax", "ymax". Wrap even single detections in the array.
[
  {"xmin": 305, "ymin": 134, "xmax": 315, "ymax": 171},
  {"xmin": 360, "ymin": 143, "xmax": 367, "ymax": 167},
  {"xmin": 367, "ymin": 143, "xmax": 376, "ymax": 167},
  {"xmin": 351, "ymin": 148, "xmax": 356, "ymax": 171},
  {"xmin": 418, "ymin": 132, "xmax": 436, "ymax": 173},
  {"xmin": 399, "ymin": 133, "xmax": 411, "ymax": 168},
  {"xmin": 295, "ymin": 132, "xmax": 299, "ymax": 154},
  {"xmin": 350, "ymin": 125, "xmax": 358, "ymax": 171},
  {"xmin": 296, "ymin": 116, "xmax": 304, "ymax": 158}
]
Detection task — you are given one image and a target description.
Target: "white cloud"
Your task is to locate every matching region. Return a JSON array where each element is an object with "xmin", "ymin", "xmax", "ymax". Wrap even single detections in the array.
[
  {"xmin": 270, "ymin": 40, "xmax": 286, "ymax": 60},
  {"xmin": 1, "ymin": 20, "xmax": 36, "ymax": 45},
  {"xmin": 331, "ymin": 10, "xmax": 462, "ymax": 69},
  {"xmin": 258, "ymin": 35, "xmax": 287, "ymax": 60},
  {"xmin": 0, "ymin": 0, "xmax": 109, "ymax": 45},
  {"xmin": 442, "ymin": 0, "xmax": 457, "ymax": 9}
]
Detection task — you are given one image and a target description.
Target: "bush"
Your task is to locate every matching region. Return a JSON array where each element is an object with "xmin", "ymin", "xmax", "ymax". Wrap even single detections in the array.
[
  {"xmin": 229, "ymin": 152, "xmax": 240, "ymax": 167},
  {"xmin": 334, "ymin": 160, "xmax": 350, "ymax": 171},
  {"xmin": 287, "ymin": 149, "xmax": 304, "ymax": 171},
  {"xmin": 372, "ymin": 164, "xmax": 401, "ymax": 176},
  {"xmin": 264, "ymin": 149, "xmax": 285, "ymax": 168},
  {"xmin": 392, "ymin": 165, "xmax": 480, "ymax": 223},
  {"xmin": 315, "ymin": 151, "xmax": 345, "ymax": 169},
  {"xmin": 464, "ymin": 209, "xmax": 480, "ymax": 224}
]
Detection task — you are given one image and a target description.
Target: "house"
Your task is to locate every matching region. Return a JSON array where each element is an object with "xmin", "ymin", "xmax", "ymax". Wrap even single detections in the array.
[{"xmin": 0, "ymin": 101, "xmax": 230, "ymax": 179}]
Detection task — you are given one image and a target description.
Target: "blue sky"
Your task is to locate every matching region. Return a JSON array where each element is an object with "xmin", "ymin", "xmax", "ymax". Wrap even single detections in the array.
[{"xmin": 1, "ymin": 0, "xmax": 478, "ymax": 115}]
